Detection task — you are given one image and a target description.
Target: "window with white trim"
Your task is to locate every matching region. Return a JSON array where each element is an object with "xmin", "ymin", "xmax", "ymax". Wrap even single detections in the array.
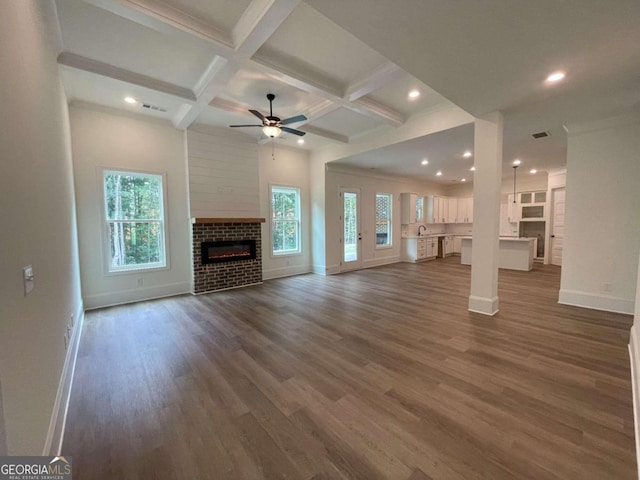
[
  {"xmin": 376, "ymin": 193, "xmax": 392, "ymax": 247},
  {"xmin": 271, "ymin": 185, "xmax": 301, "ymax": 255},
  {"xmin": 103, "ymin": 169, "xmax": 166, "ymax": 272}
]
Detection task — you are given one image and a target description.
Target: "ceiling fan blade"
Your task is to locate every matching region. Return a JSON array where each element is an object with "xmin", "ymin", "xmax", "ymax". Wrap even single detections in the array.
[
  {"xmin": 229, "ymin": 124, "xmax": 262, "ymax": 127},
  {"xmin": 281, "ymin": 126, "xmax": 306, "ymax": 136},
  {"xmin": 280, "ymin": 114, "xmax": 307, "ymax": 125},
  {"xmin": 249, "ymin": 109, "xmax": 265, "ymax": 122}
]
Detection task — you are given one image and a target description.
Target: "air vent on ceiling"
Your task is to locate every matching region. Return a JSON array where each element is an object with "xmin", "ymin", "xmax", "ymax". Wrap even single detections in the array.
[
  {"xmin": 142, "ymin": 103, "xmax": 167, "ymax": 113},
  {"xmin": 532, "ymin": 130, "xmax": 550, "ymax": 139}
]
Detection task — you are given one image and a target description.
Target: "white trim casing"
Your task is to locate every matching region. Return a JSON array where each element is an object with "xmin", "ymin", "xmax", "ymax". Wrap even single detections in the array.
[
  {"xmin": 628, "ymin": 325, "xmax": 640, "ymax": 480},
  {"xmin": 468, "ymin": 295, "xmax": 499, "ymax": 316},
  {"xmin": 43, "ymin": 303, "xmax": 85, "ymax": 455}
]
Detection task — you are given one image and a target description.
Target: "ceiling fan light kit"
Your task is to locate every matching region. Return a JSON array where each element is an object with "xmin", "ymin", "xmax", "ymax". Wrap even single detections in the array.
[
  {"xmin": 262, "ymin": 125, "xmax": 282, "ymax": 138},
  {"xmin": 229, "ymin": 94, "xmax": 307, "ymax": 140}
]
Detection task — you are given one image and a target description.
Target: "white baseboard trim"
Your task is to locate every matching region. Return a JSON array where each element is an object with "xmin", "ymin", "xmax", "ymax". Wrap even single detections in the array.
[
  {"xmin": 263, "ymin": 264, "xmax": 312, "ymax": 280},
  {"xmin": 326, "ymin": 264, "xmax": 340, "ymax": 275},
  {"xmin": 192, "ymin": 282, "xmax": 263, "ymax": 295},
  {"xmin": 559, "ymin": 289, "xmax": 634, "ymax": 315},
  {"xmin": 362, "ymin": 256, "xmax": 400, "ymax": 269},
  {"xmin": 43, "ymin": 302, "xmax": 85, "ymax": 455},
  {"xmin": 468, "ymin": 295, "xmax": 499, "ymax": 316},
  {"xmin": 84, "ymin": 282, "xmax": 191, "ymax": 310},
  {"xmin": 311, "ymin": 264, "xmax": 326, "ymax": 275},
  {"xmin": 628, "ymin": 325, "xmax": 640, "ymax": 480}
]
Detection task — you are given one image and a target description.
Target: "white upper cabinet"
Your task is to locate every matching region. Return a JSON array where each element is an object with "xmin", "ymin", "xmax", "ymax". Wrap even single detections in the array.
[
  {"xmin": 447, "ymin": 197, "xmax": 458, "ymax": 223},
  {"xmin": 458, "ymin": 196, "xmax": 473, "ymax": 223},
  {"xmin": 401, "ymin": 193, "xmax": 418, "ymax": 224},
  {"xmin": 425, "ymin": 195, "xmax": 474, "ymax": 224}
]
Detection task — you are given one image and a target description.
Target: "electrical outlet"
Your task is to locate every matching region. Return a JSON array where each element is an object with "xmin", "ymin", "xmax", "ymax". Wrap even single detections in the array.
[
  {"xmin": 137, "ymin": 278, "xmax": 144, "ymax": 287},
  {"xmin": 70, "ymin": 313, "xmax": 74, "ymax": 327},
  {"xmin": 603, "ymin": 282, "xmax": 612, "ymax": 293},
  {"xmin": 63, "ymin": 334, "xmax": 68, "ymax": 350}
]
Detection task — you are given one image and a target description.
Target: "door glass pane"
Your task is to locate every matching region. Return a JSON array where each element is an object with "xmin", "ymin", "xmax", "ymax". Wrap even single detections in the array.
[
  {"xmin": 534, "ymin": 191, "xmax": 547, "ymax": 203},
  {"xmin": 343, "ymin": 192, "xmax": 358, "ymax": 262}
]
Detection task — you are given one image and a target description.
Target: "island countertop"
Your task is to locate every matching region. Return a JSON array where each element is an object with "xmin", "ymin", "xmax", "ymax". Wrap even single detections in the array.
[{"xmin": 460, "ymin": 236, "xmax": 536, "ymax": 271}]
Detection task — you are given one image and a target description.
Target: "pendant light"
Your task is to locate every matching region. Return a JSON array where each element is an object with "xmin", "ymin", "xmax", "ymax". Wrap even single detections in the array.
[{"xmin": 512, "ymin": 159, "xmax": 521, "ymax": 201}]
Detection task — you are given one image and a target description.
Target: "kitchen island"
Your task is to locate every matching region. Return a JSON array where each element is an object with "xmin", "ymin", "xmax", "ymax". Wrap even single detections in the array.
[{"xmin": 460, "ymin": 236, "xmax": 536, "ymax": 271}]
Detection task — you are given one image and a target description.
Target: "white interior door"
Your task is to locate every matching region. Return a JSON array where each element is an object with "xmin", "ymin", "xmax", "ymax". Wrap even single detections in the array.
[
  {"xmin": 550, "ymin": 187, "xmax": 565, "ymax": 266},
  {"xmin": 341, "ymin": 188, "xmax": 361, "ymax": 271}
]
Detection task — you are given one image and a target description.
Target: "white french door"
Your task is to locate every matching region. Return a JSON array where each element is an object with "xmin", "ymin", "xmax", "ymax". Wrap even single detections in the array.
[{"xmin": 340, "ymin": 188, "xmax": 361, "ymax": 271}]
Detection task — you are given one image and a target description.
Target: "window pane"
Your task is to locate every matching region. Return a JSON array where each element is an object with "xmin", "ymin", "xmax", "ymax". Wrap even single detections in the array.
[
  {"xmin": 376, "ymin": 193, "xmax": 392, "ymax": 246},
  {"xmin": 271, "ymin": 186, "xmax": 301, "ymax": 255},
  {"xmin": 108, "ymin": 221, "xmax": 164, "ymax": 269},
  {"xmin": 272, "ymin": 220, "xmax": 298, "ymax": 253},
  {"xmin": 105, "ymin": 171, "xmax": 162, "ymax": 220},
  {"xmin": 104, "ymin": 169, "xmax": 166, "ymax": 272}
]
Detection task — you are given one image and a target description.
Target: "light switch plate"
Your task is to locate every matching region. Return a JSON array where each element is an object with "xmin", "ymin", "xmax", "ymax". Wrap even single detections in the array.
[{"xmin": 23, "ymin": 265, "xmax": 34, "ymax": 295}]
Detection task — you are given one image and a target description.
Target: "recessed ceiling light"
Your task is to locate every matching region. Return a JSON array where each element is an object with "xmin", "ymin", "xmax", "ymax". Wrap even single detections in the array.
[
  {"xmin": 463, "ymin": 151, "xmax": 472, "ymax": 158},
  {"xmin": 421, "ymin": 159, "xmax": 429, "ymax": 165},
  {"xmin": 124, "ymin": 96, "xmax": 137, "ymax": 104},
  {"xmin": 513, "ymin": 159, "xmax": 521, "ymax": 166},
  {"xmin": 297, "ymin": 138, "xmax": 305, "ymax": 145},
  {"xmin": 408, "ymin": 89, "xmax": 420, "ymax": 99},
  {"xmin": 545, "ymin": 71, "xmax": 566, "ymax": 83},
  {"xmin": 529, "ymin": 169, "xmax": 537, "ymax": 174},
  {"xmin": 470, "ymin": 166, "xmax": 475, "ymax": 171},
  {"xmin": 436, "ymin": 171, "xmax": 443, "ymax": 176},
  {"xmin": 461, "ymin": 178, "xmax": 466, "ymax": 182}
]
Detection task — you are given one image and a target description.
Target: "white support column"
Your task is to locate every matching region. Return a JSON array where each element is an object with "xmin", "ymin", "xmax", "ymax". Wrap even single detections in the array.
[{"xmin": 468, "ymin": 111, "xmax": 503, "ymax": 315}]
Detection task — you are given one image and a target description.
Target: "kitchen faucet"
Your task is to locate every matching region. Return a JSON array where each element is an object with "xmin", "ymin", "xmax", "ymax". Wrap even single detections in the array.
[{"xmin": 418, "ymin": 225, "xmax": 426, "ymax": 236}]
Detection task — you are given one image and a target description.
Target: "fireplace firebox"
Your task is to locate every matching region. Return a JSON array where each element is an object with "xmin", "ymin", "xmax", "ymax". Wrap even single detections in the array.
[{"xmin": 201, "ymin": 240, "xmax": 256, "ymax": 264}]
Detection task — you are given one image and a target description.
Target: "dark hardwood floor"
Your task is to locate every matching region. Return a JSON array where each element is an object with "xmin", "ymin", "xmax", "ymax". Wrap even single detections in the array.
[{"xmin": 64, "ymin": 257, "xmax": 637, "ymax": 479}]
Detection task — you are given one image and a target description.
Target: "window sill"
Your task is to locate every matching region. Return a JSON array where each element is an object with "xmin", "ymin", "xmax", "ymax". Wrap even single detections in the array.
[
  {"xmin": 375, "ymin": 245, "xmax": 393, "ymax": 250},
  {"xmin": 105, "ymin": 263, "xmax": 169, "ymax": 276},
  {"xmin": 271, "ymin": 251, "xmax": 303, "ymax": 259}
]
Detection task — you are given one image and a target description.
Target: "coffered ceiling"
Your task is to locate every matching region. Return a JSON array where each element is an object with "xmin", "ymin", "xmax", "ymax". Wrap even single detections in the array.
[{"xmin": 54, "ymin": 0, "xmax": 640, "ymax": 183}]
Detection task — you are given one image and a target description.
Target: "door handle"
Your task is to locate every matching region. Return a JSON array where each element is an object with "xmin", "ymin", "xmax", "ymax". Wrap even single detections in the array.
[
  {"xmin": 551, "ymin": 235, "xmax": 555, "ymax": 238},
  {"xmin": 358, "ymin": 234, "xmax": 362, "ymax": 240}
]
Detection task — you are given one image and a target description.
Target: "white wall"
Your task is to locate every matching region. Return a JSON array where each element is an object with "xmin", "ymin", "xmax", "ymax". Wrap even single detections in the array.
[
  {"xmin": 310, "ymin": 156, "xmax": 327, "ymax": 274},
  {"xmin": 560, "ymin": 114, "xmax": 640, "ymax": 314},
  {"xmin": 259, "ymin": 145, "xmax": 311, "ymax": 279},
  {"xmin": 325, "ymin": 166, "xmax": 447, "ymax": 273},
  {"xmin": 70, "ymin": 105, "xmax": 191, "ymax": 309},
  {"xmin": 187, "ymin": 124, "xmax": 259, "ymax": 218},
  {"xmin": 0, "ymin": 1, "xmax": 82, "ymax": 454}
]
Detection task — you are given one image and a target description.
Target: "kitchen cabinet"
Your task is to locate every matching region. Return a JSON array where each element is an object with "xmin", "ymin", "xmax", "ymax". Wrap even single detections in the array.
[
  {"xmin": 401, "ymin": 237, "xmax": 425, "ymax": 262},
  {"xmin": 401, "ymin": 193, "xmax": 418, "ymax": 224},
  {"xmin": 427, "ymin": 196, "xmax": 448, "ymax": 223},
  {"xmin": 427, "ymin": 195, "xmax": 473, "ymax": 224},
  {"xmin": 453, "ymin": 236, "xmax": 463, "ymax": 254},
  {"xmin": 401, "ymin": 236, "xmax": 439, "ymax": 262},
  {"xmin": 447, "ymin": 197, "xmax": 458, "ymax": 223},
  {"xmin": 457, "ymin": 197, "xmax": 473, "ymax": 223},
  {"xmin": 444, "ymin": 235, "xmax": 454, "ymax": 256},
  {"xmin": 426, "ymin": 237, "xmax": 438, "ymax": 258},
  {"xmin": 438, "ymin": 235, "xmax": 454, "ymax": 257}
]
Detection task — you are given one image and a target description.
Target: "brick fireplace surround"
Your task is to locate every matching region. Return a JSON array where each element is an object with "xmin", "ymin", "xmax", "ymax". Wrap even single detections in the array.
[{"xmin": 191, "ymin": 218, "xmax": 264, "ymax": 294}]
